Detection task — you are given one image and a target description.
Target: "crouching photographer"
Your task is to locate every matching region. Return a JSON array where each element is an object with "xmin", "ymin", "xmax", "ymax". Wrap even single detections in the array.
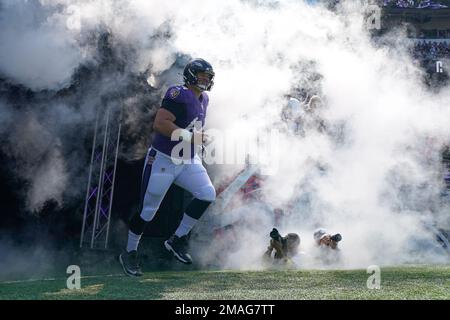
[
  {"xmin": 263, "ymin": 228, "xmax": 301, "ymax": 267},
  {"xmin": 313, "ymin": 228, "xmax": 342, "ymax": 265}
]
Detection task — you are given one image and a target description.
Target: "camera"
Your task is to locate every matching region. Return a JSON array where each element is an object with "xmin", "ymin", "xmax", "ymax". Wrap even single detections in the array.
[
  {"xmin": 330, "ymin": 233, "xmax": 342, "ymax": 242},
  {"xmin": 270, "ymin": 228, "xmax": 282, "ymax": 242}
]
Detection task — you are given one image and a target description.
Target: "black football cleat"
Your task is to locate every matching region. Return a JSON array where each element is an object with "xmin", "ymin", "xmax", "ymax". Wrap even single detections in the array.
[
  {"xmin": 119, "ymin": 250, "xmax": 143, "ymax": 277},
  {"xmin": 164, "ymin": 235, "xmax": 192, "ymax": 264}
]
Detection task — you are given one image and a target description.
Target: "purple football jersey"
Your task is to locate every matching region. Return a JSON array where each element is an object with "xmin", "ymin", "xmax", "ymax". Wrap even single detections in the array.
[{"xmin": 152, "ymin": 85, "xmax": 209, "ymax": 158}]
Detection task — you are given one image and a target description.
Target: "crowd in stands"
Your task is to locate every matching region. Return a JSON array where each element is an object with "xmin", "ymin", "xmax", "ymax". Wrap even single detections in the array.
[
  {"xmin": 413, "ymin": 40, "xmax": 450, "ymax": 60},
  {"xmin": 383, "ymin": 0, "xmax": 449, "ymax": 8}
]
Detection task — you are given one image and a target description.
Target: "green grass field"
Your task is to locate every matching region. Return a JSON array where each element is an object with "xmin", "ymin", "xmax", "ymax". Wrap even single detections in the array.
[{"xmin": 0, "ymin": 265, "xmax": 449, "ymax": 300}]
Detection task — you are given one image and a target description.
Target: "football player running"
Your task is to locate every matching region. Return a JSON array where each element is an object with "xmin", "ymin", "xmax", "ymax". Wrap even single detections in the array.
[{"xmin": 119, "ymin": 58, "xmax": 216, "ymax": 277}]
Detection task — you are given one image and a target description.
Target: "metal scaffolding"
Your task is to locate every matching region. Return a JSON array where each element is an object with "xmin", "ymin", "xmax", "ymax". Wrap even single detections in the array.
[{"xmin": 80, "ymin": 103, "xmax": 122, "ymax": 249}]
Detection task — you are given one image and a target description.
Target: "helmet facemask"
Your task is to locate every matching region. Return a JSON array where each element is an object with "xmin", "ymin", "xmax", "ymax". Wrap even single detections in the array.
[{"xmin": 193, "ymin": 71, "xmax": 215, "ymax": 91}]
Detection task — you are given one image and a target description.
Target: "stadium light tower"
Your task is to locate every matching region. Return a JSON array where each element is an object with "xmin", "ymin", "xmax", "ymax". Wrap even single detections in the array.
[{"xmin": 80, "ymin": 101, "xmax": 122, "ymax": 249}]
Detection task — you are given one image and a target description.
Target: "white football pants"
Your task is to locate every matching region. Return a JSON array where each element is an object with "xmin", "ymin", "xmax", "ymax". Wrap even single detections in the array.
[{"xmin": 139, "ymin": 148, "xmax": 216, "ymax": 222}]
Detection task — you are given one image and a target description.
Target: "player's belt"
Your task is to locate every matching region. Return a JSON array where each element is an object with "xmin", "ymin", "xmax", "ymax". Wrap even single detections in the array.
[{"xmin": 149, "ymin": 146, "xmax": 173, "ymax": 160}]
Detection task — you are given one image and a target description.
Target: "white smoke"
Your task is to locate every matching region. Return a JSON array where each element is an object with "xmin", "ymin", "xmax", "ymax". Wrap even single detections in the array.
[
  {"xmin": 0, "ymin": 0, "xmax": 449, "ymax": 267},
  {"xmin": 10, "ymin": 116, "xmax": 68, "ymax": 212},
  {"xmin": 0, "ymin": 0, "xmax": 88, "ymax": 90}
]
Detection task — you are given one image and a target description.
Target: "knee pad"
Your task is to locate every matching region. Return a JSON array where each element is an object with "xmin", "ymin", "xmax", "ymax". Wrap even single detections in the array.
[
  {"xmin": 196, "ymin": 184, "xmax": 216, "ymax": 202},
  {"xmin": 129, "ymin": 214, "xmax": 147, "ymax": 235},
  {"xmin": 185, "ymin": 198, "xmax": 213, "ymax": 220}
]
